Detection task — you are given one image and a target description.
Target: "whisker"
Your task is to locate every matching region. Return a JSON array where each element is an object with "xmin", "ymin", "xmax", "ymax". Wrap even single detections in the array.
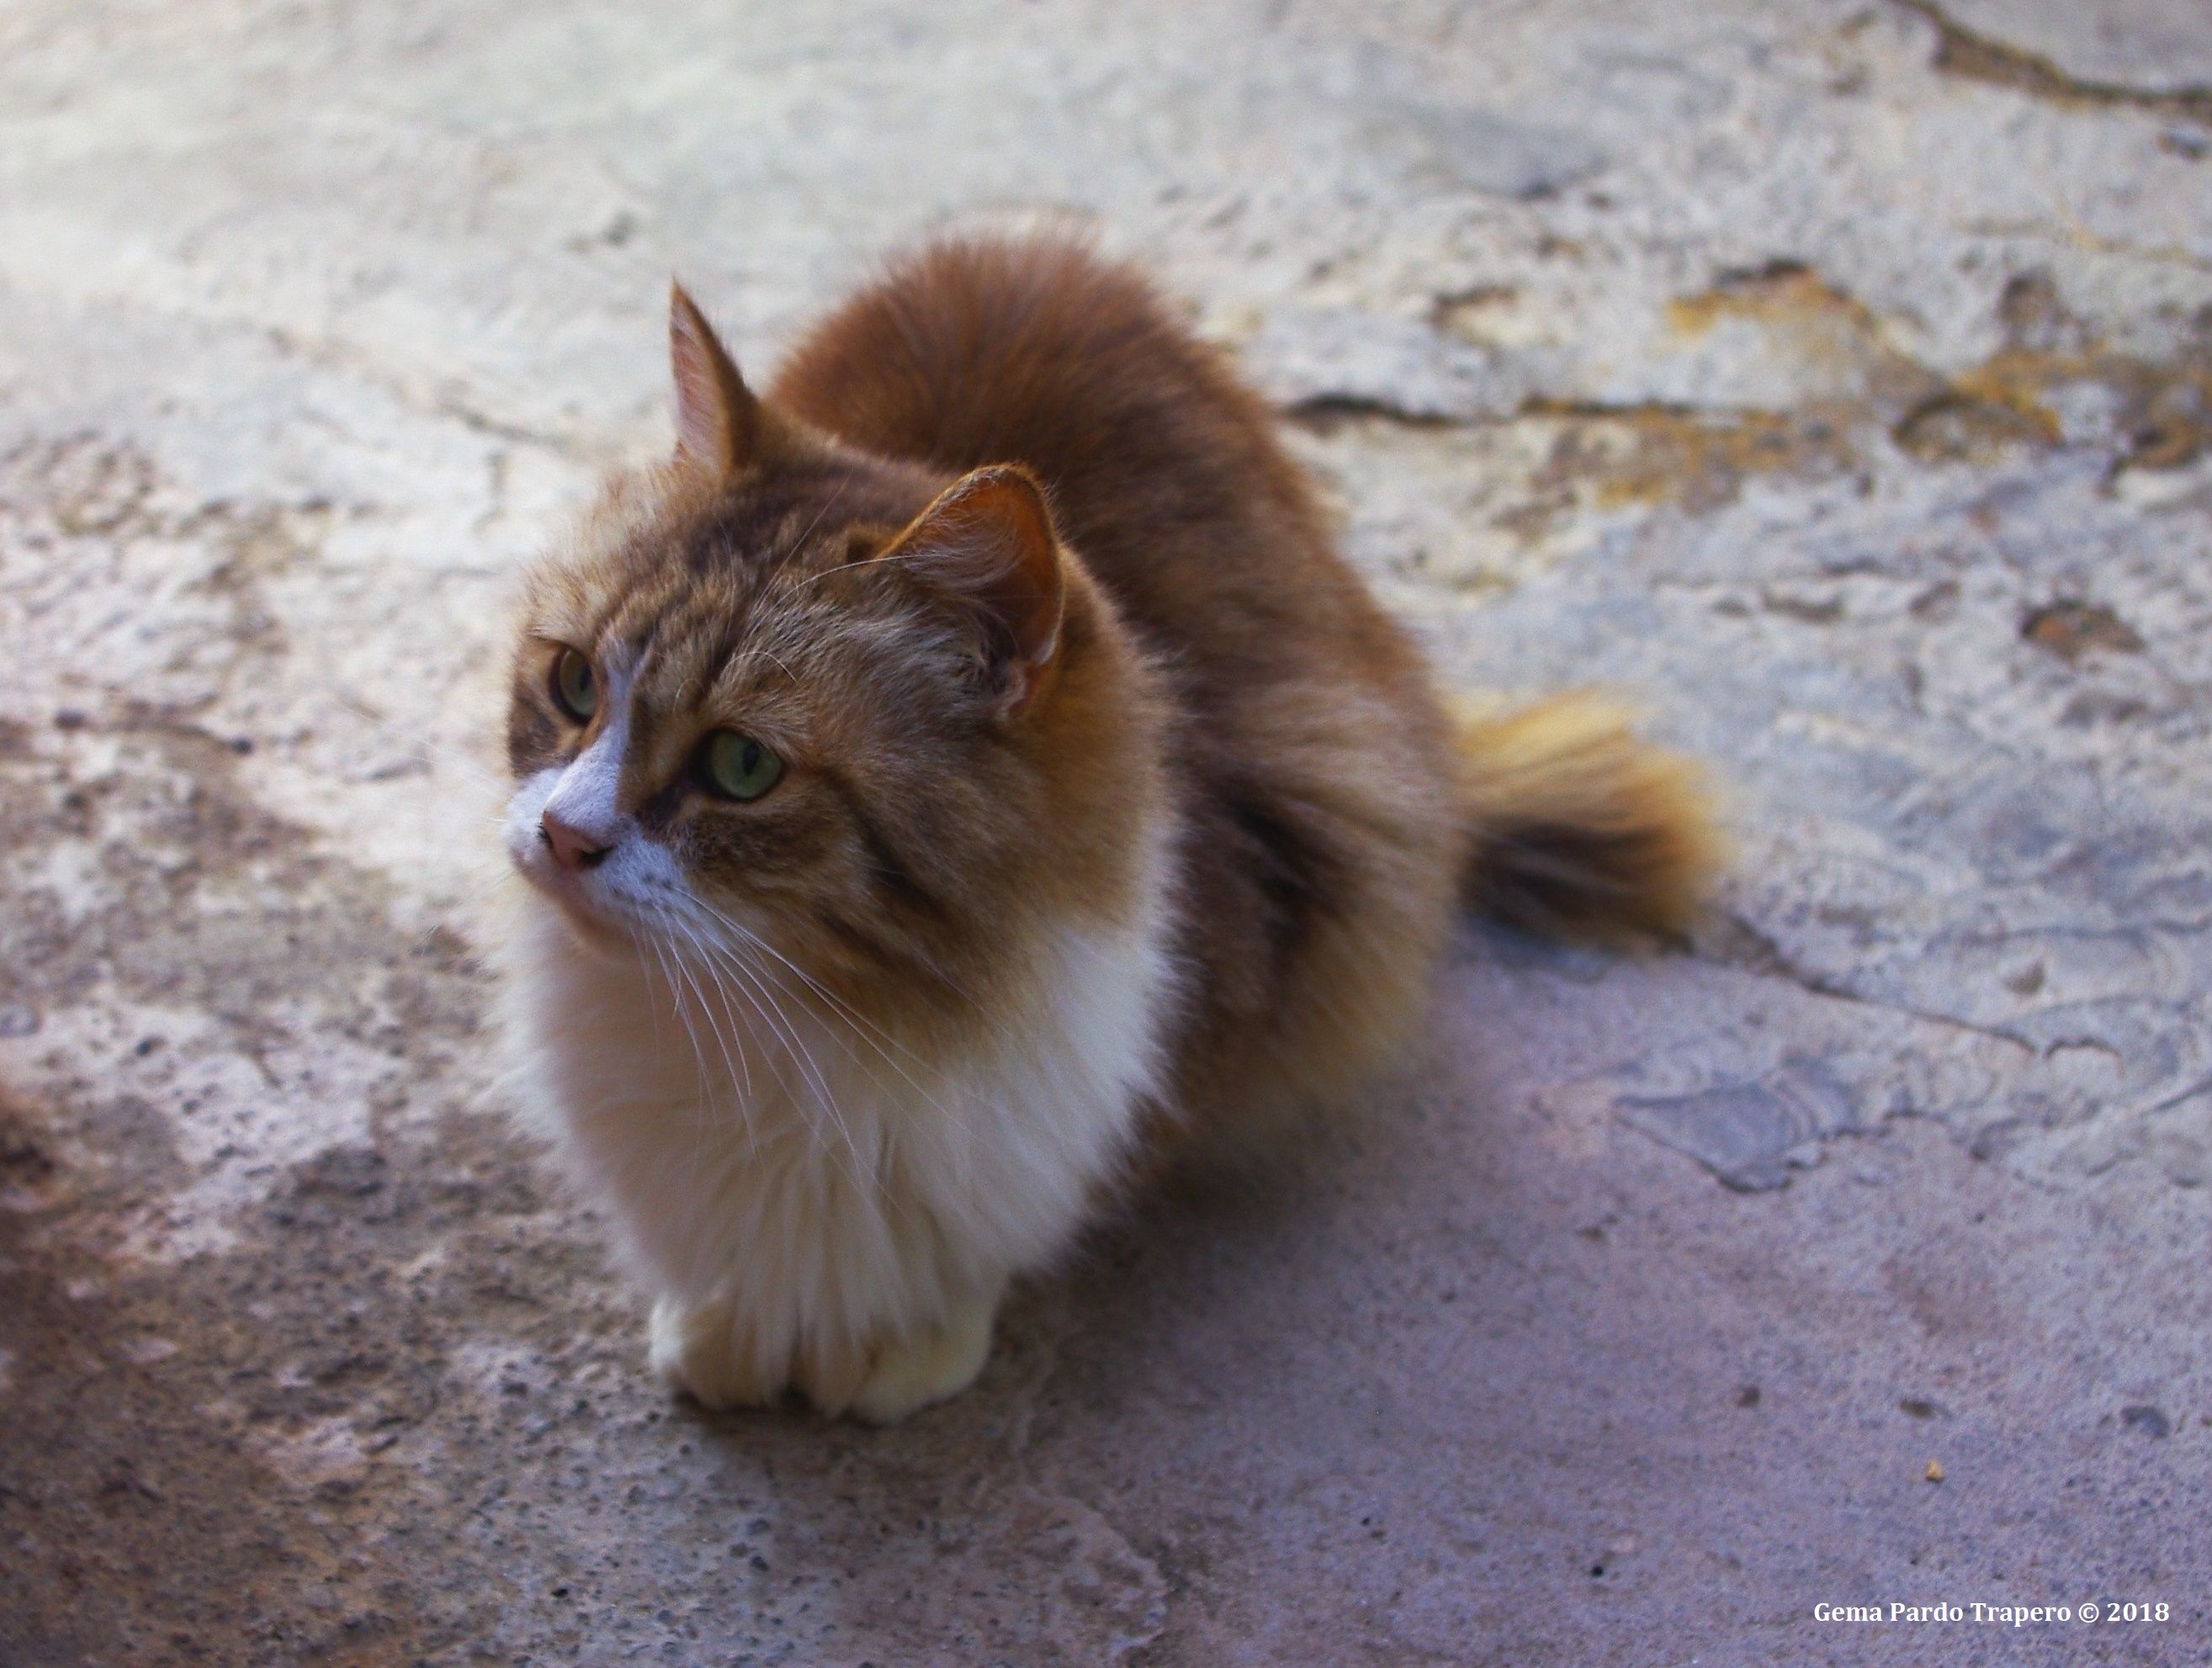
[
  {"xmin": 786, "ymin": 475, "xmax": 850, "ymax": 559},
  {"xmin": 648, "ymin": 899, "xmax": 751, "ymax": 1113},
  {"xmin": 666, "ymin": 906, "xmax": 926, "ymax": 1221},
  {"xmin": 680, "ymin": 903, "xmax": 979, "ymax": 1184},
  {"xmin": 645, "ymin": 919, "xmax": 717, "ymax": 1115},
  {"xmin": 654, "ymin": 897, "xmax": 754, "ymax": 1106},
  {"xmin": 681, "ymin": 915, "xmax": 866, "ymax": 1177},
  {"xmin": 737, "ymin": 893, "xmax": 1020, "ymax": 1054},
  {"xmin": 634, "ymin": 921, "xmax": 719, "ymax": 1176},
  {"xmin": 785, "ymin": 544, "xmax": 946, "ymax": 591},
  {"xmin": 646, "ymin": 905, "xmax": 755, "ymax": 1184},
  {"xmin": 695, "ymin": 895, "xmax": 1005, "ymax": 1083},
  {"xmin": 659, "ymin": 898, "xmax": 841, "ymax": 1132}
]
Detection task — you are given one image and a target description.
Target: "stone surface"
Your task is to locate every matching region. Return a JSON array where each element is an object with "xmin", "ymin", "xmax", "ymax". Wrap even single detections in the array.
[
  {"xmin": 1923, "ymin": 0, "xmax": 2212, "ymax": 98},
  {"xmin": 2, "ymin": 1, "xmax": 2209, "ymax": 1663}
]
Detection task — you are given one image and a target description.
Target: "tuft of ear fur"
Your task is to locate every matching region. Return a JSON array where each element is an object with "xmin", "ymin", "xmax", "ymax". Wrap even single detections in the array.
[
  {"xmin": 879, "ymin": 464, "xmax": 1067, "ymax": 712},
  {"xmin": 1451, "ymin": 691, "xmax": 1721, "ymax": 941},
  {"xmin": 669, "ymin": 283, "xmax": 760, "ymax": 474}
]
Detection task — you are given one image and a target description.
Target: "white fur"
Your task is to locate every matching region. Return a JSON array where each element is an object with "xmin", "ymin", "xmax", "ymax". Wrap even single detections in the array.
[{"xmin": 496, "ymin": 746, "xmax": 1180, "ymax": 1420}]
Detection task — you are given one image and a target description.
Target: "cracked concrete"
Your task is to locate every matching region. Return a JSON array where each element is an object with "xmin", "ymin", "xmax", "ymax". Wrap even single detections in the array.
[
  {"xmin": 1905, "ymin": 0, "xmax": 2212, "ymax": 116},
  {"xmin": 2, "ymin": 1, "xmax": 2208, "ymax": 1663}
]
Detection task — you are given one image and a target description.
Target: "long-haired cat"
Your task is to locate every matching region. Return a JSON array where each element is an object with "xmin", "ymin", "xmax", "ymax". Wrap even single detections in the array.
[{"xmin": 496, "ymin": 236, "xmax": 1715, "ymax": 1423}]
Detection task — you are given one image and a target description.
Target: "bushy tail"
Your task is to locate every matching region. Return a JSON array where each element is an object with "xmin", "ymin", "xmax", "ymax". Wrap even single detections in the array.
[{"xmin": 1451, "ymin": 692, "xmax": 1721, "ymax": 941}]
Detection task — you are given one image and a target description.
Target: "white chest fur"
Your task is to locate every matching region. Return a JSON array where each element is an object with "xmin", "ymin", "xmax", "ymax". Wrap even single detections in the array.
[{"xmin": 496, "ymin": 860, "xmax": 1178, "ymax": 1386}]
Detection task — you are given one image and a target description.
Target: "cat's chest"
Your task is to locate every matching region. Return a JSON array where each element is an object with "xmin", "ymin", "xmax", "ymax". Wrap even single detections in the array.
[{"xmin": 514, "ymin": 897, "xmax": 1176, "ymax": 1289}]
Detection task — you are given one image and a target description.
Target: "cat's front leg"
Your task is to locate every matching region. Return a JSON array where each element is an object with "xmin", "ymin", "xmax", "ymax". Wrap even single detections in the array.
[
  {"xmin": 649, "ymin": 1293, "xmax": 785, "ymax": 1411},
  {"xmin": 846, "ymin": 1287, "xmax": 1001, "ymax": 1426}
]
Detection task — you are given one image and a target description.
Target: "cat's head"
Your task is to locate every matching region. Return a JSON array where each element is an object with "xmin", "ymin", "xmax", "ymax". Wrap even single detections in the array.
[{"xmin": 501, "ymin": 287, "xmax": 1165, "ymax": 1027}]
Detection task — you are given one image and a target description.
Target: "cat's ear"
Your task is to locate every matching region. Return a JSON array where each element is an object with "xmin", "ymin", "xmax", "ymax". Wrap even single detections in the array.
[
  {"xmin": 668, "ymin": 283, "xmax": 760, "ymax": 474},
  {"xmin": 882, "ymin": 465, "xmax": 1067, "ymax": 712}
]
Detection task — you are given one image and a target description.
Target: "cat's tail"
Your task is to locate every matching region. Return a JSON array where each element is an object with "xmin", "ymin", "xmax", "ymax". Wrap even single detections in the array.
[{"xmin": 1449, "ymin": 691, "xmax": 1721, "ymax": 941}]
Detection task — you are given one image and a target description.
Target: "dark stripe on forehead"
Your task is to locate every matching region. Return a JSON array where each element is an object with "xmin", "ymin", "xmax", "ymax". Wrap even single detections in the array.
[
  {"xmin": 607, "ymin": 465, "xmax": 861, "ymax": 680},
  {"xmin": 603, "ymin": 581, "xmax": 682, "ymax": 666},
  {"xmin": 679, "ymin": 489, "xmax": 787, "ymax": 580},
  {"xmin": 575, "ymin": 455, "xmax": 951, "ymax": 713},
  {"xmin": 680, "ymin": 459, "xmax": 868, "ymax": 578},
  {"xmin": 634, "ymin": 576, "xmax": 749, "ymax": 700}
]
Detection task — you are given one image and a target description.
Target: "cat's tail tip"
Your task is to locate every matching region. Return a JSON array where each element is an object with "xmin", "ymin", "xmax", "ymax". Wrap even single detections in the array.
[{"xmin": 1449, "ymin": 691, "xmax": 1722, "ymax": 943}]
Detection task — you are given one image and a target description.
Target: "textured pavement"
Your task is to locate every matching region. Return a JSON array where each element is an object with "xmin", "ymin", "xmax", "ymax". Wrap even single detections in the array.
[{"xmin": 2, "ymin": 2, "xmax": 2209, "ymax": 1663}]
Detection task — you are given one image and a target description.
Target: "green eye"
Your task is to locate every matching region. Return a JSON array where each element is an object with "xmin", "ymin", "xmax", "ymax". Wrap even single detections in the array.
[
  {"xmin": 698, "ymin": 731, "xmax": 783, "ymax": 802},
  {"xmin": 551, "ymin": 647, "xmax": 597, "ymax": 722}
]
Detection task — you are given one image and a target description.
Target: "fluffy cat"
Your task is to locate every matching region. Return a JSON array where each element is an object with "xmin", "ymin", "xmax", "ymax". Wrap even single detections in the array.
[{"xmin": 496, "ymin": 236, "xmax": 1714, "ymax": 1423}]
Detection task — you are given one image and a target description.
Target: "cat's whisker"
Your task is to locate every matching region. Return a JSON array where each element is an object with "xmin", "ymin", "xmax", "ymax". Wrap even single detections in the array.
[
  {"xmin": 642, "ymin": 917, "xmax": 720, "ymax": 1150},
  {"xmin": 724, "ymin": 630, "xmax": 801, "ymax": 691},
  {"xmin": 649, "ymin": 905, "xmax": 772, "ymax": 1184},
  {"xmin": 650, "ymin": 898, "xmax": 827, "ymax": 1105},
  {"xmin": 690, "ymin": 895, "xmax": 998, "ymax": 1077},
  {"xmin": 679, "ymin": 903, "xmax": 945, "ymax": 1200},
  {"xmin": 785, "ymin": 545, "xmax": 939, "ymax": 591},
  {"xmin": 783, "ymin": 475, "xmax": 850, "ymax": 564},
  {"xmin": 687, "ymin": 904, "xmax": 974, "ymax": 1152},
  {"xmin": 622, "ymin": 918, "xmax": 715, "ymax": 1173},
  {"xmin": 814, "ymin": 931, "xmax": 1022, "ymax": 1052},
  {"xmin": 653, "ymin": 899, "xmax": 756, "ymax": 1110},
  {"xmin": 708, "ymin": 929, "xmax": 959, "ymax": 1159},
  {"xmin": 675, "ymin": 913, "xmax": 874, "ymax": 1189},
  {"xmin": 671, "ymin": 918, "xmax": 925, "ymax": 1237},
  {"xmin": 703, "ymin": 949, "xmax": 980, "ymax": 1208},
  {"xmin": 645, "ymin": 901, "xmax": 752, "ymax": 1122},
  {"xmin": 625, "ymin": 921, "xmax": 664, "ymax": 1054}
]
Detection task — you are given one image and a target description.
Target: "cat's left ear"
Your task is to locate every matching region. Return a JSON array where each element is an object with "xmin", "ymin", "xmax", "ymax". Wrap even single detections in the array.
[
  {"xmin": 668, "ymin": 283, "xmax": 760, "ymax": 475},
  {"xmin": 881, "ymin": 465, "xmax": 1066, "ymax": 713}
]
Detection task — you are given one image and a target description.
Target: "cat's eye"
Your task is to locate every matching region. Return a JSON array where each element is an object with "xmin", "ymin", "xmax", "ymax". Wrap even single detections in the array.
[
  {"xmin": 551, "ymin": 647, "xmax": 597, "ymax": 723},
  {"xmin": 698, "ymin": 731, "xmax": 783, "ymax": 802}
]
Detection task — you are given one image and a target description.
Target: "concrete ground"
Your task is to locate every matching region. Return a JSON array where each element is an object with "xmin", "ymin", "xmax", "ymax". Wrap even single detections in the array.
[{"xmin": 3, "ymin": 1, "xmax": 2209, "ymax": 1662}]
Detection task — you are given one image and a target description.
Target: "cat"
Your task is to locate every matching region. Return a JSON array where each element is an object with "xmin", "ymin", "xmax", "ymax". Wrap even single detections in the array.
[{"xmin": 496, "ymin": 236, "xmax": 1715, "ymax": 1423}]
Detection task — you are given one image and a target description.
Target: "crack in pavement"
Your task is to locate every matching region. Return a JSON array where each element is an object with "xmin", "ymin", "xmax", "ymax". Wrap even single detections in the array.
[
  {"xmin": 1698, "ymin": 911, "xmax": 2039, "ymax": 1056},
  {"xmin": 1895, "ymin": 0, "xmax": 2212, "ymax": 125}
]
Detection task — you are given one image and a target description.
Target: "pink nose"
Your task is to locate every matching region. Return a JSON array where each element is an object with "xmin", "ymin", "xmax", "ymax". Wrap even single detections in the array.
[{"xmin": 540, "ymin": 811, "xmax": 611, "ymax": 873}]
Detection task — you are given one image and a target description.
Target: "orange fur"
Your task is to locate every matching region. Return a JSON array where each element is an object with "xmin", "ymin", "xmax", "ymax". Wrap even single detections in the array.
[
  {"xmin": 1451, "ymin": 693, "xmax": 1720, "ymax": 942},
  {"xmin": 770, "ymin": 237, "xmax": 1466, "ymax": 1140}
]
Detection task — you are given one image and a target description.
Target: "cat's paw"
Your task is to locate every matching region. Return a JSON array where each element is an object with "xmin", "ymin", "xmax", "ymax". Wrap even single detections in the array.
[
  {"xmin": 649, "ymin": 1295, "xmax": 780, "ymax": 1411},
  {"xmin": 847, "ymin": 1295, "xmax": 998, "ymax": 1426}
]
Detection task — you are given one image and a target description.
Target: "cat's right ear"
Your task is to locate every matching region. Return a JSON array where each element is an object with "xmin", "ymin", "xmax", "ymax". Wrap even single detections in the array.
[
  {"xmin": 879, "ymin": 465, "xmax": 1067, "ymax": 715},
  {"xmin": 669, "ymin": 283, "xmax": 760, "ymax": 475}
]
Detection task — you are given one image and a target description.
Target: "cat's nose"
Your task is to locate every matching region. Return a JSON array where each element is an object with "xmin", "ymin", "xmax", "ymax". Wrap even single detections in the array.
[{"xmin": 541, "ymin": 810, "xmax": 613, "ymax": 872}]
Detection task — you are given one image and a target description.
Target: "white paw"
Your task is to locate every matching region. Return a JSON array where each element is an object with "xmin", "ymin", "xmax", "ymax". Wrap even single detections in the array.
[
  {"xmin": 649, "ymin": 1295, "xmax": 780, "ymax": 1411},
  {"xmin": 848, "ymin": 1295, "xmax": 998, "ymax": 1426}
]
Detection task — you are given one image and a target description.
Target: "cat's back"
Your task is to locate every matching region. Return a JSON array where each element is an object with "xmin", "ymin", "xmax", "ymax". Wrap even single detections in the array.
[
  {"xmin": 774, "ymin": 237, "xmax": 1461, "ymax": 1136},
  {"xmin": 769, "ymin": 236, "xmax": 1408, "ymax": 692}
]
